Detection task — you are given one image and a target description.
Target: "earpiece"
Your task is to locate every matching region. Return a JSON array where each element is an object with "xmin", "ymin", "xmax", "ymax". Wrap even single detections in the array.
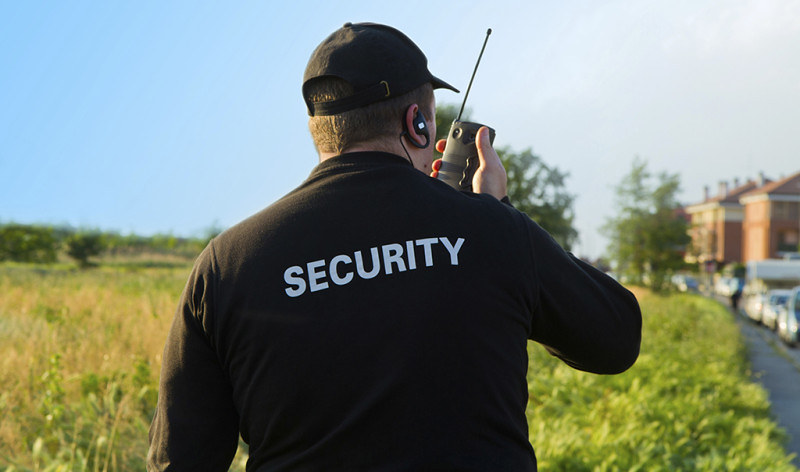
[{"xmin": 403, "ymin": 105, "xmax": 430, "ymax": 149}]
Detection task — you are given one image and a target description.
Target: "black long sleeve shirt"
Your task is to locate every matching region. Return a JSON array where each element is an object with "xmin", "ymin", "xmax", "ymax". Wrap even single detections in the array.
[{"xmin": 147, "ymin": 152, "xmax": 641, "ymax": 471}]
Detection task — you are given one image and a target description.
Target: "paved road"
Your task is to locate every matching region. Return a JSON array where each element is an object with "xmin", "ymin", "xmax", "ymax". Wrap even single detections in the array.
[{"xmin": 721, "ymin": 298, "xmax": 800, "ymax": 468}]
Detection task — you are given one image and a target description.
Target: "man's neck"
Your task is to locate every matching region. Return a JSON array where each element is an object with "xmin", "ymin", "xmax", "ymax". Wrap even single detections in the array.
[
  {"xmin": 318, "ymin": 144, "xmax": 391, "ymax": 162},
  {"xmin": 317, "ymin": 139, "xmax": 431, "ymax": 172}
]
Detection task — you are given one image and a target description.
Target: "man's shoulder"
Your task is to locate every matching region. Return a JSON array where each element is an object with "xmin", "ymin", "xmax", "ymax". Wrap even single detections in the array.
[
  {"xmin": 211, "ymin": 200, "xmax": 292, "ymax": 252},
  {"xmin": 210, "ymin": 164, "xmax": 534, "ymax": 264}
]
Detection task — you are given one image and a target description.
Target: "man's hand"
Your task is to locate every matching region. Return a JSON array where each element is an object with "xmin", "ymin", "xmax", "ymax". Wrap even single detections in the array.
[
  {"xmin": 430, "ymin": 126, "xmax": 507, "ymax": 200},
  {"xmin": 472, "ymin": 126, "xmax": 507, "ymax": 199}
]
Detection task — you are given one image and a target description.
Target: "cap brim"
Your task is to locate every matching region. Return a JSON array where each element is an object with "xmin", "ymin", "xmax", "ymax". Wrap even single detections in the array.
[{"xmin": 432, "ymin": 75, "xmax": 459, "ymax": 93}]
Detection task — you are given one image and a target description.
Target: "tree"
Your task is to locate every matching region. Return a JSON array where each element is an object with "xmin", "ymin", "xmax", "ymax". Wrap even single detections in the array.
[
  {"xmin": 0, "ymin": 224, "xmax": 58, "ymax": 263},
  {"xmin": 602, "ymin": 157, "xmax": 690, "ymax": 291},
  {"xmin": 435, "ymin": 104, "xmax": 577, "ymax": 250},
  {"xmin": 434, "ymin": 103, "xmax": 468, "ymax": 146},
  {"xmin": 66, "ymin": 232, "xmax": 106, "ymax": 268},
  {"xmin": 498, "ymin": 147, "xmax": 577, "ymax": 250}
]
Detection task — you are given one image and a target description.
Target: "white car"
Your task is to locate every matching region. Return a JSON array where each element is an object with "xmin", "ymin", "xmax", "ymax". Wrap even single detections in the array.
[
  {"xmin": 777, "ymin": 286, "xmax": 800, "ymax": 347},
  {"xmin": 672, "ymin": 274, "xmax": 699, "ymax": 292},
  {"xmin": 743, "ymin": 292, "xmax": 767, "ymax": 323},
  {"xmin": 761, "ymin": 289, "xmax": 792, "ymax": 330},
  {"xmin": 715, "ymin": 277, "xmax": 732, "ymax": 296}
]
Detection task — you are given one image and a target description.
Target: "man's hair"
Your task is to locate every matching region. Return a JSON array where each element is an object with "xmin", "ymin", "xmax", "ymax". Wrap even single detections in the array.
[{"xmin": 306, "ymin": 78, "xmax": 434, "ymax": 154}]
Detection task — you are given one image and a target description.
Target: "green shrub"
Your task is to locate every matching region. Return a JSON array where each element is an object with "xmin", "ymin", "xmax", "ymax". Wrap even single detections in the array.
[
  {"xmin": 65, "ymin": 232, "xmax": 106, "ymax": 268},
  {"xmin": 526, "ymin": 292, "xmax": 797, "ymax": 471},
  {"xmin": 0, "ymin": 224, "xmax": 57, "ymax": 263}
]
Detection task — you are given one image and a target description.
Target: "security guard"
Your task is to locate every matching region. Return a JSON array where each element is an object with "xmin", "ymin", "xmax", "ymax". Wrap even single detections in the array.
[{"xmin": 147, "ymin": 22, "xmax": 642, "ymax": 471}]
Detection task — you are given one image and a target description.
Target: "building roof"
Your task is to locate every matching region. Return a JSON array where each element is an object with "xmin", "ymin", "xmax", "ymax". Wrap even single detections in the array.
[
  {"xmin": 711, "ymin": 180, "xmax": 761, "ymax": 204},
  {"xmin": 685, "ymin": 179, "xmax": 762, "ymax": 211},
  {"xmin": 739, "ymin": 170, "xmax": 800, "ymax": 198}
]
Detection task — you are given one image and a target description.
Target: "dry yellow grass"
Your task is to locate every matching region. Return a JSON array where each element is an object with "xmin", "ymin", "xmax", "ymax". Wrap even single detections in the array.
[
  {"xmin": 627, "ymin": 285, "xmax": 649, "ymax": 300},
  {"xmin": 0, "ymin": 264, "xmax": 188, "ymax": 469}
]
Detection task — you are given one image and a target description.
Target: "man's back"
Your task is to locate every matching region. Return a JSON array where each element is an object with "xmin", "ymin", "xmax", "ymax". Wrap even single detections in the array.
[{"xmin": 148, "ymin": 152, "xmax": 640, "ymax": 470}]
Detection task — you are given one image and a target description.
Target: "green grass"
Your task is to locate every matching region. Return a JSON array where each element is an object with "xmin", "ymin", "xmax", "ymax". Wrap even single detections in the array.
[
  {"xmin": 0, "ymin": 265, "xmax": 796, "ymax": 471},
  {"xmin": 526, "ymin": 290, "xmax": 798, "ymax": 471}
]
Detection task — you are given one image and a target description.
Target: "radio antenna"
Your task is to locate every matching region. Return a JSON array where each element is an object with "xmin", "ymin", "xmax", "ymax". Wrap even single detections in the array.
[{"xmin": 457, "ymin": 28, "xmax": 492, "ymax": 121}]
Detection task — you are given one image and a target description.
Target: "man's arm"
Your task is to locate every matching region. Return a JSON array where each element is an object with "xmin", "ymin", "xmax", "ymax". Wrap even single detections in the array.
[
  {"xmin": 526, "ymin": 220, "xmax": 642, "ymax": 374},
  {"xmin": 147, "ymin": 246, "xmax": 240, "ymax": 471},
  {"xmin": 473, "ymin": 128, "xmax": 640, "ymax": 373},
  {"xmin": 434, "ymin": 130, "xmax": 641, "ymax": 373}
]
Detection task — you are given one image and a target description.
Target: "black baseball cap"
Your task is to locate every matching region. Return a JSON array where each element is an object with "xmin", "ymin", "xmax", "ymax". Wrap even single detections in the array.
[{"xmin": 303, "ymin": 22, "xmax": 459, "ymax": 116}]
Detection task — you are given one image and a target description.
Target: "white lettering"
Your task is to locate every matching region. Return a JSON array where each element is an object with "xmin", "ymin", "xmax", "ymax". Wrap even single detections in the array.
[
  {"xmin": 439, "ymin": 237, "xmax": 465, "ymax": 265},
  {"xmin": 330, "ymin": 254, "xmax": 353, "ymax": 285},
  {"xmin": 382, "ymin": 243, "xmax": 406, "ymax": 275},
  {"xmin": 307, "ymin": 259, "xmax": 328, "ymax": 292},
  {"xmin": 283, "ymin": 236, "xmax": 466, "ymax": 298},
  {"xmin": 284, "ymin": 266, "xmax": 306, "ymax": 297},
  {"xmin": 416, "ymin": 238, "xmax": 438, "ymax": 267},
  {"xmin": 354, "ymin": 247, "xmax": 380, "ymax": 279},
  {"xmin": 405, "ymin": 240, "xmax": 417, "ymax": 270}
]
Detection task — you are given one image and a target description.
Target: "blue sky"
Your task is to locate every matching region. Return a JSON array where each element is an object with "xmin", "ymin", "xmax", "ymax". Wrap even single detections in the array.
[{"xmin": 3, "ymin": 1, "xmax": 800, "ymax": 258}]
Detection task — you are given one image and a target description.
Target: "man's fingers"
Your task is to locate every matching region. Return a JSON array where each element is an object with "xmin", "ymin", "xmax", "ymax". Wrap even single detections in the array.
[
  {"xmin": 435, "ymin": 139, "xmax": 447, "ymax": 153},
  {"xmin": 430, "ymin": 158, "xmax": 442, "ymax": 178},
  {"xmin": 475, "ymin": 127, "xmax": 497, "ymax": 169},
  {"xmin": 472, "ymin": 126, "xmax": 507, "ymax": 199}
]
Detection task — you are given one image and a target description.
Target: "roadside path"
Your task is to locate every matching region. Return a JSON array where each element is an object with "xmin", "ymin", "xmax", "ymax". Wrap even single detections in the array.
[{"xmin": 719, "ymin": 297, "xmax": 800, "ymax": 468}]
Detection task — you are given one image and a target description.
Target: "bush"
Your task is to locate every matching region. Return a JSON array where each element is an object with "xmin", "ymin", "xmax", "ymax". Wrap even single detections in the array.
[
  {"xmin": 526, "ymin": 290, "xmax": 797, "ymax": 471},
  {"xmin": 0, "ymin": 224, "xmax": 58, "ymax": 263},
  {"xmin": 65, "ymin": 232, "xmax": 106, "ymax": 268}
]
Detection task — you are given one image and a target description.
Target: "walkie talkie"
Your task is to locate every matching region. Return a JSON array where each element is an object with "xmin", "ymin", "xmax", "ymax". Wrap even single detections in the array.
[{"xmin": 437, "ymin": 28, "xmax": 495, "ymax": 192}]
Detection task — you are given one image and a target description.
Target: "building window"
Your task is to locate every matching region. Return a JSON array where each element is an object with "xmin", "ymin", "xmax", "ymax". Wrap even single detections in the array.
[
  {"xmin": 772, "ymin": 201, "xmax": 800, "ymax": 221},
  {"xmin": 778, "ymin": 230, "xmax": 800, "ymax": 253}
]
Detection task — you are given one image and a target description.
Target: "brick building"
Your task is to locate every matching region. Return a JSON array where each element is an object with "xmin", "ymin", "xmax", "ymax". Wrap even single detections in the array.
[
  {"xmin": 740, "ymin": 171, "xmax": 800, "ymax": 261},
  {"xmin": 685, "ymin": 179, "xmax": 762, "ymax": 265}
]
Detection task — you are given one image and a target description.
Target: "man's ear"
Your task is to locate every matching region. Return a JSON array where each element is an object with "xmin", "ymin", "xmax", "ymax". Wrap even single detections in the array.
[{"xmin": 403, "ymin": 104, "xmax": 430, "ymax": 149}]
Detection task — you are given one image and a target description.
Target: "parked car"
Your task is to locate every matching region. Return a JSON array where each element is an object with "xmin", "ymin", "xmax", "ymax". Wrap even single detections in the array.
[
  {"xmin": 761, "ymin": 289, "xmax": 792, "ymax": 330},
  {"xmin": 777, "ymin": 286, "xmax": 800, "ymax": 347},
  {"xmin": 672, "ymin": 274, "xmax": 699, "ymax": 292},
  {"xmin": 715, "ymin": 277, "xmax": 732, "ymax": 296},
  {"xmin": 743, "ymin": 291, "xmax": 767, "ymax": 323}
]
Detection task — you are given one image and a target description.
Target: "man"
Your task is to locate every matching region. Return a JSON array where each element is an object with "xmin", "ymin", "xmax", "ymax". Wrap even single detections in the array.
[{"xmin": 147, "ymin": 22, "xmax": 641, "ymax": 471}]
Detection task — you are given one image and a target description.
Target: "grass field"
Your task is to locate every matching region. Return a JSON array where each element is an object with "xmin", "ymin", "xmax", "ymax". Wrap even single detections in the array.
[
  {"xmin": 527, "ymin": 289, "xmax": 797, "ymax": 471},
  {"xmin": 0, "ymin": 264, "xmax": 797, "ymax": 471}
]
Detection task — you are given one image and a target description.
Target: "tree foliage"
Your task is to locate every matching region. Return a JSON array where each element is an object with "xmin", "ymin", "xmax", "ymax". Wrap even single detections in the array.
[
  {"xmin": 602, "ymin": 157, "xmax": 690, "ymax": 291},
  {"xmin": 0, "ymin": 223, "xmax": 211, "ymax": 266},
  {"xmin": 65, "ymin": 232, "xmax": 106, "ymax": 268},
  {"xmin": 434, "ymin": 103, "xmax": 468, "ymax": 147},
  {"xmin": 498, "ymin": 147, "xmax": 577, "ymax": 250},
  {"xmin": 435, "ymin": 104, "xmax": 577, "ymax": 250},
  {"xmin": 0, "ymin": 224, "xmax": 58, "ymax": 263}
]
